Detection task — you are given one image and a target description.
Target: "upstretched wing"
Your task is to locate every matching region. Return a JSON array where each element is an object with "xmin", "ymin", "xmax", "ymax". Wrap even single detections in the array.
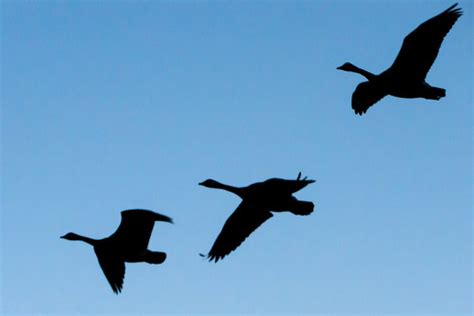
[
  {"xmin": 110, "ymin": 209, "xmax": 173, "ymax": 250},
  {"xmin": 390, "ymin": 3, "xmax": 462, "ymax": 81},
  {"xmin": 206, "ymin": 202, "xmax": 273, "ymax": 262},
  {"xmin": 352, "ymin": 81, "xmax": 387, "ymax": 115},
  {"xmin": 94, "ymin": 249, "xmax": 125, "ymax": 294}
]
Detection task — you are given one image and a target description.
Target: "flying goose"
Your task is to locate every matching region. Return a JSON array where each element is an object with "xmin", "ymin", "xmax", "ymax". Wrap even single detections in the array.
[
  {"xmin": 199, "ymin": 172, "xmax": 315, "ymax": 262},
  {"xmin": 338, "ymin": 3, "xmax": 462, "ymax": 115},
  {"xmin": 61, "ymin": 209, "xmax": 173, "ymax": 294}
]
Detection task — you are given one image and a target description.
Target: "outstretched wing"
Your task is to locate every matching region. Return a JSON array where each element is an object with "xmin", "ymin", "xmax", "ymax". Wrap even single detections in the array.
[
  {"xmin": 259, "ymin": 173, "xmax": 315, "ymax": 195},
  {"xmin": 352, "ymin": 81, "xmax": 387, "ymax": 115},
  {"xmin": 289, "ymin": 172, "xmax": 316, "ymax": 193},
  {"xmin": 390, "ymin": 3, "xmax": 462, "ymax": 80},
  {"xmin": 206, "ymin": 202, "xmax": 273, "ymax": 262},
  {"xmin": 94, "ymin": 249, "xmax": 125, "ymax": 294},
  {"xmin": 110, "ymin": 209, "xmax": 173, "ymax": 250}
]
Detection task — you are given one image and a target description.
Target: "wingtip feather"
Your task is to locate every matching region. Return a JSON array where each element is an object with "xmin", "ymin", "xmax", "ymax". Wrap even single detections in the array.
[{"xmin": 444, "ymin": 3, "xmax": 462, "ymax": 16}]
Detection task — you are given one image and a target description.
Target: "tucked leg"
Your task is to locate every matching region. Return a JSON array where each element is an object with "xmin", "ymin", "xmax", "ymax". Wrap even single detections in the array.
[
  {"xmin": 289, "ymin": 200, "xmax": 314, "ymax": 216},
  {"xmin": 143, "ymin": 250, "xmax": 167, "ymax": 264}
]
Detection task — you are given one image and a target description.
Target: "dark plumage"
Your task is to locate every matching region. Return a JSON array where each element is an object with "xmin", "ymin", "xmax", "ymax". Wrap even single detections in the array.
[
  {"xmin": 338, "ymin": 3, "xmax": 462, "ymax": 115},
  {"xmin": 200, "ymin": 172, "xmax": 316, "ymax": 262},
  {"xmin": 61, "ymin": 209, "xmax": 173, "ymax": 294}
]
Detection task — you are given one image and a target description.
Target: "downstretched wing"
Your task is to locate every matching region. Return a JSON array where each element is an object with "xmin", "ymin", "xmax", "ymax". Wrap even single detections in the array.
[
  {"xmin": 206, "ymin": 202, "xmax": 273, "ymax": 262},
  {"xmin": 110, "ymin": 209, "xmax": 173, "ymax": 250},
  {"xmin": 390, "ymin": 3, "xmax": 462, "ymax": 80},
  {"xmin": 352, "ymin": 81, "xmax": 387, "ymax": 115},
  {"xmin": 95, "ymin": 249, "xmax": 125, "ymax": 294}
]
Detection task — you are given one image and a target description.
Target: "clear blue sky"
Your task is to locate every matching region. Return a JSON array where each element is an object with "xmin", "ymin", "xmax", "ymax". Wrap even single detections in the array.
[{"xmin": 2, "ymin": 1, "xmax": 472, "ymax": 315}]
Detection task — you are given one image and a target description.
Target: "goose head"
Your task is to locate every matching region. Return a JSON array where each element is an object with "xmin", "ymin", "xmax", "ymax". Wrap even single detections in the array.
[
  {"xmin": 60, "ymin": 232, "xmax": 82, "ymax": 240},
  {"xmin": 199, "ymin": 179, "xmax": 222, "ymax": 188},
  {"xmin": 337, "ymin": 62, "xmax": 358, "ymax": 72}
]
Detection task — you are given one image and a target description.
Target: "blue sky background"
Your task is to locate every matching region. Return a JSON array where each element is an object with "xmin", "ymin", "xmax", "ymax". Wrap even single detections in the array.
[{"xmin": 1, "ymin": 1, "xmax": 472, "ymax": 315}]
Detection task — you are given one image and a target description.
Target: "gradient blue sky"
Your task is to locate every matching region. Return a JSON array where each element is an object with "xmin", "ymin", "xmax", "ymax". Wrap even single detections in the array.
[{"xmin": 2, "ymin": 1, "xmax": 472, "ymax": 315}]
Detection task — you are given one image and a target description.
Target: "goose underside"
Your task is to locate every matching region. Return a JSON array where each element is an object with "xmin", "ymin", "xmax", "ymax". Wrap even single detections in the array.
[
  {"xmin": 269, "ymin": 198, "xmax": 314, "ymax": 216},
  {"xmin": 125, "ymin": 250, "xmax": 167, "ymax": 264},
  {"xmin": 388, "ymin": 82, "xmax": 445, "ymax": 100}
]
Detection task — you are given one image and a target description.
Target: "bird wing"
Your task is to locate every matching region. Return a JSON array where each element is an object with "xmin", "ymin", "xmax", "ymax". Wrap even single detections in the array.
[
  {"xmin": 390, "ymin": 3, "xmax": 462, "ymax": 80},
  {"xmin": 288, "ymin": 172, "xmax": 316, "ymax": 193},
  {"xmin": 94, "ymin": 249, "xmax": 125, "ymax": 294},
  {"xmin": 206, "ymin": 201, "xmax": 273, "ymax": 262},
  {"xmin": 110, "ymin": 210, "xmax": 173, "ymax": 250},
  {"xmin": 352, "ymin": 81, "xmax": 387, "ymax": 115},
  {"xmin": 259, "ymin": 175, "xmax": 315, "ymax": 195}
]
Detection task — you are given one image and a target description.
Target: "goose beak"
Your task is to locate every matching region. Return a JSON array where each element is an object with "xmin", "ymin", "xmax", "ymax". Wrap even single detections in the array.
[
  {"xmin": 336, "ymin": 65, "xmax": 343, "ymax": 70},
  {"xmin": 60, "ymin": 235, "xmax": 66, "ymax": 239},
  {"xmin": 198, "ymin": 181, "xmax": 205, "ymax": 186}
]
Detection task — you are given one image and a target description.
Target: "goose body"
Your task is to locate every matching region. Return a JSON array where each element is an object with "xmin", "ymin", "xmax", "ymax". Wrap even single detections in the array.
[
  {"xmin": 200, "ymin": 172, "xmax": 316, "ymax": 262},
  {"xmin": 338, "ymin": 3, "xmax": 462, "ymax": 115},
  {"xmin": 61, "ymin": 209, "xmax": 173, "ymax": 294}
]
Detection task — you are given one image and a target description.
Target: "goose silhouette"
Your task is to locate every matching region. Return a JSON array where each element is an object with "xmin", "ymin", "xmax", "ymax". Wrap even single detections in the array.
[
  {"xmin": 61, "ymin": 209, "xmax": 173, "ymax": 294},
  {"xmin": 199, "ymin": 172, "xmax": 315, "ymax": 262},
  {"xmin": 338, "ymin": 3, "xmax": 462, "ymax": 115}
]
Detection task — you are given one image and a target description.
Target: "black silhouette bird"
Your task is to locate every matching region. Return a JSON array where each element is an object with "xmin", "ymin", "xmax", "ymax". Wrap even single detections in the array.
[
  {"xmin": 61, "ymin": 209, "xmax": 173, "ymax": 294},
  {"xmin": 199, "ymin": 172, "xmax": 315, "ymax": 262},
  {"xmin": 338, "ymin": 3, "xmax": 462, "ymax": 115}
]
